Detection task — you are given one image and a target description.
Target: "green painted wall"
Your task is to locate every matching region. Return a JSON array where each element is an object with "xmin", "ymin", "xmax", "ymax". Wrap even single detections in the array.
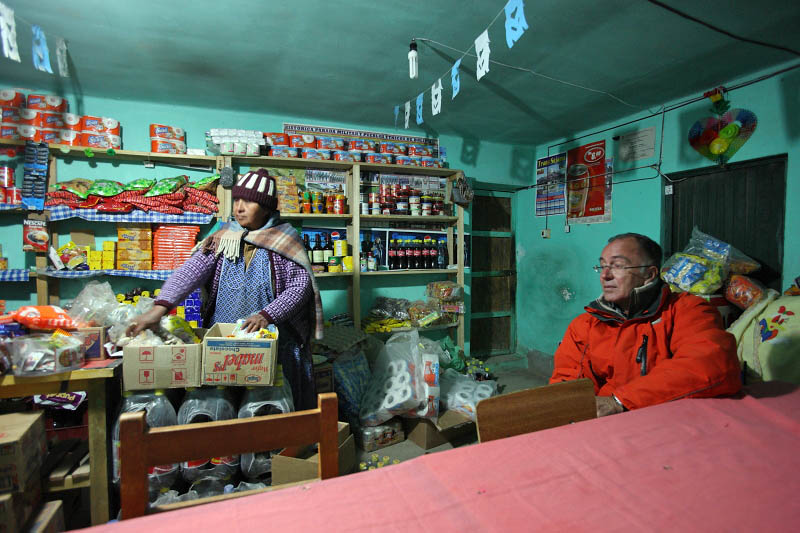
[{"xmin": 512, "ymin": 61, "xmax": 800, "ymax": 356}]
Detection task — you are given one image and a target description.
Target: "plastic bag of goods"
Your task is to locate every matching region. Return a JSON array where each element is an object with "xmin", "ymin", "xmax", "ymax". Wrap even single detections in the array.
[
  {"xmin": 333, "ymin": 349, "xmax": 372, "ymax": 427},
  {"xmin": 683, "ymin": 227, "xmax": 760, "ymax": 274},
  {"xmin": 237, "ymin": 382, "xmax": 294, "ymax": 481},
  {"xmin": 359, "ymin": 330, "xmax": 434, "ymax": 426},
  {"xmin": 0, "ymin": 305, "xmax": 79, "ymax": 330},
  {"xmin": 112, "ymin": 390, "xmax": 179, "ymax": 501},
  {"xmin": 177, "ymin": 387, "xmax": 240, "ymax": 483},
  {"xmin": 440, "ymin": 368, "xmax": 497, "ymax": 421},
  {"xmin": 68, "ymin": 281, "xmax": 119, "ymax": 327},
  {"xmin": 10, "ymin": 330, "xmax": 85, "ymax": 376},
  {"xmin": 661, "ymin": 253, "xmax": 726, "ymax": 294},
  {"xmin": 426, "ymin": 281, "xmax": 464, "ymax": 301},
  {"xmin": 725, "ymin": 274, "xmax": 767, "ymax": 310}
]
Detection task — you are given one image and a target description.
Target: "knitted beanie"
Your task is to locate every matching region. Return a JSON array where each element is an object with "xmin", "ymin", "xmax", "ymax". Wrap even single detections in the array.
[{"xmin": 232, "ymin": 169, "xmax": 278, "ymax": 210}]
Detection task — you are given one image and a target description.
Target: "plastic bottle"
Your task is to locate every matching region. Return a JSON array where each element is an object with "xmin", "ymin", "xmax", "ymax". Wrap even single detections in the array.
[
  {"xmin": 177, "ymin": 387, "xmax": 239, "ymax": 483},
  {"xmin": 237, "ymin": 385, "xmax": 294, "ymax": 481},
  {"xmin": 398, "ymin": 239, "xmax": 407, "ymax": 269},
  {"xmin": 413, "ymin": 239, "xmax": 422, "ymax": 269},
  {"xmin": 388, "ymin": 239, "xmax": 397, "ymax": 270},
  {"xmin": 112, "ymin": 390, "xmax": 179, "ymax": 501},
  {"xmin": 437, "ymin": 239, "xmax": 448, "ymax": 269},
  {"xmin": 422, "ymin": 237, "xmax": 431, "ymax": 269}
]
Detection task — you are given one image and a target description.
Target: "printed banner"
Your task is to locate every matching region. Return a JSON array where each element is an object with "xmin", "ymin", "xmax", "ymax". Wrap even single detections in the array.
[
  {"xmin": 535, "ymin": 152, "xmax": 566, "ymax": 216},
  {"xmin": 283, "ymin": 123, "xmax": 438, "ymax": 152},
  {"xmin": 565, "ymin": 140, "xmax": 612, "ymax": 224}
]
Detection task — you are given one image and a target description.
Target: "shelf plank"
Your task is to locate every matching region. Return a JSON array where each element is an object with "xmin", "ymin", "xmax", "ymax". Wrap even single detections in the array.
[
  {"xmin": 359, "ymin": 215, "xmax": 458, "ymax": 226},
  {"xmin": 281, "ymin": 213, "xmax": 352, "ymax": 221},
  {"xmin": 0, "ymin": 139, "xmax": 217, "ymax": 166},
  {"xmin": 366, "ymin": 323, "xmax": 459, "ymax": 334},
  {"xmin": 360, "ymin": 269, "xmax": 457, "ymax": 276},
  {"xmin": 358, "ymin": 163, "xmax": 458, "ymax": 177},
  {"xmin": 314, "ymin": 271, "xmax": 353, "ymax": 278},
  {"xmin": 235, "ymin": 156, "xmax": 354, "ymax": 171}
]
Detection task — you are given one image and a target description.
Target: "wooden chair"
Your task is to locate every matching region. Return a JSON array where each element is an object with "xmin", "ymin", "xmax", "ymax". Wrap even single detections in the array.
[
  {"xmin": 476, "ymin": 379, "xmax": 596, "ymax": 443},
  {"xmin": 119, "ymin": 392, "xmax": 338, "ymax": 520}
]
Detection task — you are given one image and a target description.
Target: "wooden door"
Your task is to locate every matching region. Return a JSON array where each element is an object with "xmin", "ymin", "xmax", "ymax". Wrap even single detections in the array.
[
  {"xmin": 469, "ymin": 193, "xmax": 516, "ymax": 356},
  {"xmin": 662, "ymin": 155, "xmax": 786, "ymax": 291}
]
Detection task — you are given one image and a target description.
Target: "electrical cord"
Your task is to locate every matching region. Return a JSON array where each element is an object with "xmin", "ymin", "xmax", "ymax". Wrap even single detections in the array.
[{"xmin": 645, "ymin": 0, "xmax": 800, "ymax": 57}]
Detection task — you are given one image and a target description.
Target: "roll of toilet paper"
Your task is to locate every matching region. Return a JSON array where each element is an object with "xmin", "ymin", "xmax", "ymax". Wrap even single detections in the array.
[
  {"xmin": 474, "ymin": 384, "xmax": 493, "ymax": 399},
  {"xmin": 382, "ymin": 386, "xmax": 413, "ymax": 411},
  {"xmin": 387, "ymin": 360, "xmax": 405, "ymax": 375},
  {"xmin": 453, "ymin": 390, "xmax": 472, "ymax": 405},
  {"xmin": 393, "ymin": 372, "xmax": 410, "ymax": 386}
]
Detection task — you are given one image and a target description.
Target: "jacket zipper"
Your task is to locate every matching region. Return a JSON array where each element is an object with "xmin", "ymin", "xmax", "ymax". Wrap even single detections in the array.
[{"xmin": 635, "ymin": 335, "xmax": 649, "ymax": 376}]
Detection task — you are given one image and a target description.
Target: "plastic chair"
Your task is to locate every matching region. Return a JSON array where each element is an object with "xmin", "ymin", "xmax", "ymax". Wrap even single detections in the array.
[
  {"xmin": 475, "ymin": 379, "xmax": 596, "ymax": 443},
  {"xmin": 119, "ymin": 392, "xmax": 338, "ymax": 520}
]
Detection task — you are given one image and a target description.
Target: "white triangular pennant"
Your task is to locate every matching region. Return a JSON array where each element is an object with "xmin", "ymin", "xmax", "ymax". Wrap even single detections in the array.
[
  {"xmin": 0, "ymin": 2, "xmax": 21, "ymax": 63},
  {"xmin": 431, "ymin": 79, "xmax": 442, "ymax": 116},
  {"xmin": 475, "ymin": 30, "xmax": 491, "ymax": 81}
]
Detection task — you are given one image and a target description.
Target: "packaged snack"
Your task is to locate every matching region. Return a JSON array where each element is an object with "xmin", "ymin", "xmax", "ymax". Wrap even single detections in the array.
[
  {"xmin": 426, "ymin": 281, "xmax": 463, "ymax": 301},
  {"xmin": 188, "ymin": 174, "xmax": 219, "ymax": 193},
  {"xmin": 87, "ymin": 179, "xmax": 124, "ymax": 197},
  {"xmin": 229, "ymin": 319, "xmax": 279, "ymax": 339},
  {"xmin": 0, "ymin": 305, "xmax": 79, "ymax": 330},
  {"xmin": 144, "ymin": 175, "xmax": 187, "ymax": 197},
  {"xmin": 159, "ymin": 315, "xmax": 201, "ymax": 344},
  {"xmin": 123, "ymin": 178, "xmax": 156, "ymax": 192},
  {"xmin": 56, "ymin": 241, "xmax": 88, "ymax": 270},
  {"xmin": 11, "ymin": 330, "xmax": 85, "ymax": 375},
  {"xmin": 725, "ymin": 274, "xmax": 767, "ymax": 310},
  {"xmin": 683, "ymin": 227, "xmax": 760, "ymax": 274},
  {"xmin": 661, "ymin": 253, "xmax": 725, "ymax": 294}
]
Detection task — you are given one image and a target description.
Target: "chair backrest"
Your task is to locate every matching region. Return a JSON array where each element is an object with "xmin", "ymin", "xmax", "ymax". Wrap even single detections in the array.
[
  {"xmin": 476, "ymin": 379, "xmax": 596, "ymax": 443},
  {"xmin": 119, "ymin": 392, "xmax": 338, "ymax": 520}
]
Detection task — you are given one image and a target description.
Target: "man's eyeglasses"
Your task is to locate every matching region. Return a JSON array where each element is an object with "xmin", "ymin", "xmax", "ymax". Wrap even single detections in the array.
[{"xmin": 592, "ymin": 264, "xmax": 654, "ymax": 274}]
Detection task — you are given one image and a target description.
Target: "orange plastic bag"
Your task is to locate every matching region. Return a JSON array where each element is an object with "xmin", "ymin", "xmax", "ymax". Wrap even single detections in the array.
[
  {"xmin": 0, "ymin": 305, "xmax": 80, "ymax": 330},
  {"xmin": 725, "ymin": 274, "xmax": 766, "ymax": 310}
]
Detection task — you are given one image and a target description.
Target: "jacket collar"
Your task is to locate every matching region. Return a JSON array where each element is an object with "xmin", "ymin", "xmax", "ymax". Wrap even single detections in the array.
[{"xmin": 586, "ymin": 279, "xmax": 667, "ymax": 324}]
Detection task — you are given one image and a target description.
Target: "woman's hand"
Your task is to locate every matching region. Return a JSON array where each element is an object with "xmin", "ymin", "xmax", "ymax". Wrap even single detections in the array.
[
  {"xmin": 126, "ymin": 305, "xmax": 169, "ymax": 337},
  {"xmin": 241, "ymin": 313, "xmax": 270, "ymax": 333}
]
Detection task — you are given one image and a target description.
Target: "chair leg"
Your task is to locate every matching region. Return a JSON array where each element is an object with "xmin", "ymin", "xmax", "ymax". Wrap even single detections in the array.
[{"xmin": 119, "ymin": 412, "xmax": 150, "ymax": 520}]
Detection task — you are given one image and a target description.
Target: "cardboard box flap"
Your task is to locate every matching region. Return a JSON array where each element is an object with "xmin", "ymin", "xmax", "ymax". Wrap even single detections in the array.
[{"xmin": 434, "ymin": 409, "xmax": 473, "ymax": 431}]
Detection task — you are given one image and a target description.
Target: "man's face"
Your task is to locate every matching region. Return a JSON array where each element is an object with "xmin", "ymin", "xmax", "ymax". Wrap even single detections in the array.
[
  {"xmin": 233, "ymin": 198, "xmax": 268, "ymax": 230},
  {"xmin": 598, "ymin": 238, "xmax": 656, "ymax": 309}
]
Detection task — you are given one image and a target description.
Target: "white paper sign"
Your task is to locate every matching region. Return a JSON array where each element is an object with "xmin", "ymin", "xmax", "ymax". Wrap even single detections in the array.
[
  {"xmin": 618, "ymin": 127, "xmax": 656, "ymax": 162},
  {"xmin": 431, "ymin": 78, "xmax": 442, "ymax": 116},
  {"xmin": 0, "ymin": 2, "xmax": 20, "ymax": 62},
  {"xmin": 475, "ymin": 30, "xmax": 491, "ymax": 81}
]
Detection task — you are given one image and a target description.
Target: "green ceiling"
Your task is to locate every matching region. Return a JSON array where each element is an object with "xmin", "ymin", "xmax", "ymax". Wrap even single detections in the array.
[{"xmin": 1, "ymin": 0, "xmax": 799, "ymax": 144}]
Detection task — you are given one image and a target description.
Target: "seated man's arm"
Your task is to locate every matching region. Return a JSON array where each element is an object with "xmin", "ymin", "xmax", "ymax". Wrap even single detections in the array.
[
  {"xmin": 613, "ymin": 296, "xmax": 741, "ymax": 409},
  {"xmin": 550, "ymin": 315, "xmax": 595, "ymax": 387}
]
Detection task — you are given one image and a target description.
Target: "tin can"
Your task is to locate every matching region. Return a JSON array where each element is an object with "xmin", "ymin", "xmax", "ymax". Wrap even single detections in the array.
[
  {"xmin": 5, "ymin": 187, "xmax": 21, "ymax": 204},
  {"xmin": 394, "ymin": 155, "xmax": 412, "ymax": 165},
  {"xmin": 361, "ymin": 203, "xmax": 369, "ymax": 215},
  {"xmin": 312, "ymin": 202, "xmax": 325, "ymax": 214},
  {"xmin": 370, "ymin": 207, "xmax": 381, "ymax": 215},
  {"xmin": 368, "ymin": 192, "xmax": 380, "ymax": 203},
  {"xmin": 302, "ymin": 202, "xmax": 312, "ymax": 214},
  {"xmin": 333, "ymin": 240, "xmax": 348, "ymax": 256},
  {"xmin": 0, "ymin": 165, "xmax": 14, "ymax": 187},
  {"xmin": 333, "ymin": 195, "xmax": 347, "ymax": 214}
]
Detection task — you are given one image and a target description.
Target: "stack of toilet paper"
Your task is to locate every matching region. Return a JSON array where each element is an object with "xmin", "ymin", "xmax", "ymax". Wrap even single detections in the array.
[
  {"xmin": 359, "ymin": 360, "xmax": 421, "ymax": 426},
  {"xmin": 440, "ymin": 368, "xmax": 497, "ymax": 420}
]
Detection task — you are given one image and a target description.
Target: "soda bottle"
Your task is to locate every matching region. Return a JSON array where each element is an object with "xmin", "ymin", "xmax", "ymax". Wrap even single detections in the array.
[
  {"xmin": 237, "ymin": 385, "xmax": 294, "ymax": 481},
  {"xmin": 112, "ymin": 390, "xmax": 179, "ymax": 501},
  {"xmin": 177, "ymin": 387, "xmax": 239, "ymax": 484},
  {"xmin": 397, "ymin": 239, "xmax": 407, "ymax": 269},
  {"xmin": 413, "ymin": 239, "xmax": 422, "ymax": 269},
  {"xmin": 421, "ymin": 237, "xmax": 431, "ymax": 269},
  {"xmin": 430, "ymin": 238, "xmax": 439, "ymax": 269},
  {"xmin": 388, "ymin": 239, "xmax": 397, "ymax": 270}
]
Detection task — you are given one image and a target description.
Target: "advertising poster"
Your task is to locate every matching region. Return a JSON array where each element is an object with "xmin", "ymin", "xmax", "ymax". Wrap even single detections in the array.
[
  {"xmin": 566, "ymin": 140, "xmax": 612, "ymax": 224},
  {"xmin": 534, "ymin": 152, "xmax": 566, "ymax": 216}
]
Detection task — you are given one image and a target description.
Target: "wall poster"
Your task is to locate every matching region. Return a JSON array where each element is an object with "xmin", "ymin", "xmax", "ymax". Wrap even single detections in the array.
[
  {"xmin": 535, "ymin": 152, "xmax": 566, "ymax": 216},
  {"xmin": 566, "ymin": 140, "xmax": 612, "ymax": 224}
]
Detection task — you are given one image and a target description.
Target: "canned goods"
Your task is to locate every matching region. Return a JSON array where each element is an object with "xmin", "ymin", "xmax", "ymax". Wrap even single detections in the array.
[
  {"xmin": 361, "ymin": 203, "xmax": 369, "ymax": 215},
  {"xmin": 368, "ymin": 192, "xmax": 380, "ymax": 203},
  {"xmin": 347, "ymin": 150, "xmax": 363, "ymax": 162},
  {"xmin": 5, "ymin": 187, "xmax": 21, "ymax": 204},
  {"xmin": 0, "ymin": 166, "xmax": 13, "ymax": 187},
  {"xmin": 370, "ymin": 207, "xmax": 381, "ymax": 215},
  {"xmin": 396, "ymin": 201, "xmax": 409, "ymax": 211},
  {"xmin": 333, "ymin": 196, "xmax": 347, "ymax": 214},
  {"xmin": 381, "ymin": 207, "xmax": 392, "ymax": 215},
  {"xmin": 370, "ymin": 202, "xmax": 381, "ymax": 210},
  {"xmin": 409, "ymin": 195, "xmax": 421, "ymax": 205},
  {"xmin": 302, "ymin": 202, "xmax": 312, "ymax": 214},
  {"xmin": 312, "ymin": 202, "xmax": 325, "ymax": 214},
  {"xmin": 333, "ymin": 240, "xmax": 348, "ymax": 256}
]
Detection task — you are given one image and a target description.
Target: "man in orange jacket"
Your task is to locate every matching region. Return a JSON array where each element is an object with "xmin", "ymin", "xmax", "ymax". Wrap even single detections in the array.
[{"xmin": 550, "ymin": 233, "xmax": 741, "ymax": 417}]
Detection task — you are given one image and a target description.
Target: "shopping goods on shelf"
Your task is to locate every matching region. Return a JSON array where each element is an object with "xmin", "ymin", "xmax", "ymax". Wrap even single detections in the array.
[
  {"xmin": 359, "ymin": 173, "xmax": 449, "ymax": 217},
  {"xmin": 354, "ymin": 417, "xmax": 405, "ymax": 452},
  {"xmin": 8, "ymin": 329, "xmax": 85, "ymax": 376},
  {"xmin": 206, "ymin": 129, "xmax": 263, "ymax": 156},
  {"xmin": 153, "ymin": 224, "xmax": 200, "ymax": 270}
]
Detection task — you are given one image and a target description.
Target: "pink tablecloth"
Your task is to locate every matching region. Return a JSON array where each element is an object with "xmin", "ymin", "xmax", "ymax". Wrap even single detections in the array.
[{"xmin": 88, "ymin": 382, "xmax": 800, "ymax": 532}]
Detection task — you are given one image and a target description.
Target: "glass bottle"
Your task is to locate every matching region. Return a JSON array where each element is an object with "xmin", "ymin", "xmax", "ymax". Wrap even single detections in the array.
[
  {"xmin": 312, "ymin": 234, "xmax": 325, "ymax": 269},
  {"xmin": 323, "ymin": 232, "xmax": 333, "ymax": 264}
]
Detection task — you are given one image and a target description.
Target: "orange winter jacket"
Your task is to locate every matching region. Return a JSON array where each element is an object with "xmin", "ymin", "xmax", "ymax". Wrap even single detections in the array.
[{"xmin": 550, "ymin": 285, "xmax": 741, "ymax": 410}]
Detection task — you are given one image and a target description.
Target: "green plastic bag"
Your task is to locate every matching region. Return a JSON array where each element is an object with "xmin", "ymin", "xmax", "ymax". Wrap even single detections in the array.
[
  {"xmin": 440, "ymin": 337, "xmax": 465, "ymax": 372},
  {"xmin": 144, "ymin": 175, "xmax": 187, "ymax": 197}
]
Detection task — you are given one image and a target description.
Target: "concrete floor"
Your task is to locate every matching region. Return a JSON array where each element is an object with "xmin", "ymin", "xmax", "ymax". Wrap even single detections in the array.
[{"xmin": 355, "ymin": 349, "xmax": 553, "ymax": 465}]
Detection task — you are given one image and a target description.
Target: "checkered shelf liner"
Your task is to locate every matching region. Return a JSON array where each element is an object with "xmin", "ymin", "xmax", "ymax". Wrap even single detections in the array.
[
  {"xmin": 0, "ymin": 269, "xmax": 31, "ymax": 281},
  {"xmin": 0, "ymin": 203, "xmax": 24, "ymax": 211},
  {"xmin": 37, "ymin": 269, "xmax": 174, "ymax": 280},
  {"xmin": 47, "ymin": 206, "xmax": 214, "ymax": 224}
]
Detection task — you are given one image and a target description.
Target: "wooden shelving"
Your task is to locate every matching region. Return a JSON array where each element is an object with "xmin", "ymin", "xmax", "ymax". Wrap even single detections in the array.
[{"xmin": 360, "ymin": 269, "xmax": 457, "ymax": 276}]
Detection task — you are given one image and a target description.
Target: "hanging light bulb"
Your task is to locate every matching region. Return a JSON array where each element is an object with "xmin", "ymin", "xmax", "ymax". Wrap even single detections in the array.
[{"xmin": 408, "ymin": 40, "xmax": 418, "ymax": 79}]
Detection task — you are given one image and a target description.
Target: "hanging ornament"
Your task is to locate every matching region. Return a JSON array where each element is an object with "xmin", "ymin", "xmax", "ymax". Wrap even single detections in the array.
[
  {"xmin": 431, "ymin": 79, "xmax": 442, "ymax": 116},
  {"xmin": 687, "ymin": 88, "xmax": 757, "ymax": 166},
  {"xmin": 451, "ymin": 58, "xmax": 462, "ymax": 100},
  {"xmin": 0, "ymin": 1, "xmax": 21, "ymax": 62},
  {"xmin": 404, "ymin": 101, "xmax": 410, "ymax": 129},
  {"xmin": 475, "ymin": 30, "xmax": 491, "ymax": 81},
  {"xmin": 504, "ymin": 0, "xmax": 529, "ymax": 49},
  {"xmin": 32, "ymin": 25, "xmax": 53, "ymax": 73},
  {"xmin": 56, "ymin": 38, "xmax": 69, "ymax": 77},
  {"xmin": 415, "ymin": 93, "xmax": 424, "ymax": 125},
  {"xmin": 394, "ymin": 105, "xmax": 400, "ymax": 128}
]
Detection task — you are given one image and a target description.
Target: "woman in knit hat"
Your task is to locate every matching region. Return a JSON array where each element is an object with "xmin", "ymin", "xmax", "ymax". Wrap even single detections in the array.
[{"xmin": 127, "ymin": 169, "xmax": 323, "ymax": 409}]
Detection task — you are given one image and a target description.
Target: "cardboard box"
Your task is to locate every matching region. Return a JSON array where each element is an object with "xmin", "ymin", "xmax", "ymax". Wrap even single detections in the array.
[
  {"xmin": 25, "ymin": 500, "xmax": 64, "ymax": 533},
  {"xmin": 0, "ymin": 470, "xmax": 42, "ymax": 533},
  {"xmin": 313, "ymin": 362, "xmax": 334, "ymax": 394},
  {"xmin": 271, "ymin": 422, "xmax": 355, "ymax": 486},
  {"xmin": 404, "ymin": 409, "xmax": 475, "ymax": 450},
  {"xmin": 122, "ymin": 343, "xmax": 202, "ymax": 391},
  {"xmin": 117, "ymin": 240, "xmax": 152, "ymax": 251},
  {"xmin": 101, "ymin": 241, "xmax": 116, "ymax": 251},
  {"xmin": 202, "ymin": 323, "xmax": 278, "ymax": 386},
  {"xmin": 0, "ymin": 413, "xmax": 47, "ymax": 494},
  {"xmin": 117, "ymin": 225, "xmax": 152, "ymax": 242},
  {"xmin": 116, "ymin": 260, "xmax": 152, "ymax": 271},
  {"xmin": 77, "ymin": 326, "xmax": 107, "ymax": 360},
  {"xmin": 116, "ymin": 248, "xmax": 153, "ymax": 261}
]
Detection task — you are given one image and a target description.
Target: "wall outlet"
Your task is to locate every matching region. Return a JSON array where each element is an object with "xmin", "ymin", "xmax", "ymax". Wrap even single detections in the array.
[
  {"xmin": 564, "ymin": 224, "xmax": 571, "ymax": 233},
  {"xmin": 541, "ymin": 228, "xmax": 551, "ymax": 239}
]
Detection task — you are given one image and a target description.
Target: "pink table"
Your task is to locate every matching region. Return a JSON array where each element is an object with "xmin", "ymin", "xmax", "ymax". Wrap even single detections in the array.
[{"xmin": 86, "ymin": 382, "xmax": 800, "ymax": 532}]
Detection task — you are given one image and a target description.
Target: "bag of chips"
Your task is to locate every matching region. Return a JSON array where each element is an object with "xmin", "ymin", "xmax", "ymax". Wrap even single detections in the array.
[
  {"xmin": 55, "ymin": 178, "xmax": 93, "ymax": 199},
  {"xmin": 87, "ymin": 179, "xmax": 125, "ymax": 197},
  {"xmin": 188, "ymin": 175, "xmax": 219, "ymax": 193},
  {"xmin": 0, "ymin": 305, "xmax": 80, "ymax": 330},
  {"xmin": 144, "ymin": 175, "xmax": 188, "ymax": 197},
  {"xmin": 683, "ymin": 227, "xmax": 760, "ymax": 274},
  {"xmin": 725, "ymin": 274, "xmax": 767, "ymax": 310},
  {"xmin": 124, "ymin": 178, "xmax": 157, "ymax": 192}
]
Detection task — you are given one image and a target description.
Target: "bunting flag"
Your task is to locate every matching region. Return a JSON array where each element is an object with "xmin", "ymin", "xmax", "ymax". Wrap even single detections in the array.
[
  {"xmin": 451, "ymin": 58, "xmax": 461, "ymax": 100},
  {"xmin": 56, "ymin": 38, "xmax": 68, "ymax": 77},
  {"xmin": 394, "ymin": 105, "xmax": 400, "ymax": 127},
  {"xmin": 431, "ymin": 79, "xmax": 443, "ymax": 115},
  {"xmin": 0, "ymin": 1, "xmax": 20, "ymax": 62},
  {"xmin": 475, "ymin": 30, "xmax": 491, "ymax": 81},
  {"xmin": 393, "ymin": 0, "xmax": 529, "ymax": 124},
  {"xmin": 32, "ymin": 25, "xmax": 53, "ymax": 73},
  {"xmin": 504, "ymin": 0, "xmax": 529, "ymax": 48}
]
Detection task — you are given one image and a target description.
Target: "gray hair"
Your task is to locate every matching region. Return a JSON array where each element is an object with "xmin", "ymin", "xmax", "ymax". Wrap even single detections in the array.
[{"xmin": 608, "ymin": 233, "xmax": 663, "ymax": 268}]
